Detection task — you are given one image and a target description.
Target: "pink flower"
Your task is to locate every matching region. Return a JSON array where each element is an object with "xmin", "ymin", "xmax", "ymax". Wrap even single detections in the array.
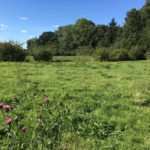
[
  {"xmin": 21, "ymin": 127, "xmax": 28, "ymax": 132},
  {"xmin": 3, "ymin": 105, "xmax": 11, "ymax": 112},
  {"xmin": 43, "ymin": 97, "xmax": 49, "ymax": 103},
  {"xmin": 5, "ymin": 118, "xmax": 13, "ymax": 125},
  {"xmin": 0, "ymin": 103, "xmax": 4, "ymax": 109}
]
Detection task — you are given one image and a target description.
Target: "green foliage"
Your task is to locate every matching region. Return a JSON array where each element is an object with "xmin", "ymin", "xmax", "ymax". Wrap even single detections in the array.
[
  {"xmin": 75, "ymin": 46, "xmax": 95, "ymax": 56},
  {"xmin": 109, "ymin": 49, "xmax": 129, "ymax": 61},
  {"xmin": 122, "ymin": 9, "xmax": 142, "ymax": 49},
  {"xmin": 0, "ymin": 41, "xmax": 26, "ymax": 62},
  {"xmin": 74, "ymin": 18, "xmax": 95, "ymax": 46},
  {"xmin": 27, "ymin": 38, "xmax": 39, "ymax": 50},
  {"xmin": 129, "ymin": 46, "xmax": 146, "ymax": 60},
  {"xmin": 56, "ymin": 25, "xmax": 77, "ymax": 52},
  {"xmin": 31, "ymin": 47, "xmax": 53, "ymax": 62},
  {"xmin": 104, "ymin": 18, "xmax": 119, "ymax": 47},
  {"xmin": 0, "ymin": 61, "xmax": 150, "ymax": 149},
  {"xmin": 94, "ymin": 48, "xmax": 110, "ymax": 61},
  {"xmin": 94, "ymin": 48, "xmax": 129, "ymax": 61},
  {"xmin": 38, "ymin": 31, "xmax": 57, "ymax": 46},
  {"xmin": 90, "ymin": 25, "xmax": 108, "ymax": 48},
  {"xmin": 145, "ymin": 51, "xmax": 150, "ymax": 59},
  {"xmin": 25, "ymin": 2, "xmax": 150, "ymax": 61},
  {"xmin": 25, "ymin": 56, "xmax": 35, "ymax": 63}
]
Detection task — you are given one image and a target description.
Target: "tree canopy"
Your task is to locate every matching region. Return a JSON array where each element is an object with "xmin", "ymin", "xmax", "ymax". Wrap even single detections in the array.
[{"xmin": 25, "ymin": 1, "xmax": 150, "ymax": 61}]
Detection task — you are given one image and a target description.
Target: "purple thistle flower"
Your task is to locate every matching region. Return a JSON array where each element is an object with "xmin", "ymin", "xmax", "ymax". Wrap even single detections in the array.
[
  {"xmin": 5, "ymin": 118, "xmax": 13, "ymax": 125},
  {"xmin": 43, "ymin": 97, "xmax": 49, "ymax": 103},
  {"xmin": 3, "ymin": 105, "xmax": 11, "ymax": 112},
  {"xmin": 21, "ymin": 127, "xmax": 28, "ymax": 132}
]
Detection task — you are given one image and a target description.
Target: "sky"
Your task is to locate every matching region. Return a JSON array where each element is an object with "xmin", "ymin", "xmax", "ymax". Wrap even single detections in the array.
[{"xmin": 0, "ymin": 0, "xmax": 146, "ymax": 47}]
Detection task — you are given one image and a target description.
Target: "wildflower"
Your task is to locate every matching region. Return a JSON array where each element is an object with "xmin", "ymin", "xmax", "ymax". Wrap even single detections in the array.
[
  {"xmin": 3, "ymin": 105, "xmax": 11, "ymax": 112},
  {"xmin": 0, "ymin": 103, "xmax": 4, "ymax": 109},
  {"xmin": 43, "ymin": 97, "xmax": 49, "ymax": 103},
  {"xmin": 21, "ymin": 127, "xmax": 28, "ymax": 132},
  {"xmin": 5, "ymin": 118, "xmax": 13, "ymax": 125}
]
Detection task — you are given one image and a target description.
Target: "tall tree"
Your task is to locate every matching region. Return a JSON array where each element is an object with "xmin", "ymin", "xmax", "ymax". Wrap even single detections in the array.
[
  {"xmin": 108, "ymin": 18, "xmax": 118, "ymax": 44},
  {"xmin": 27, "ymin": 38, "xmax": 39, "ymax": 49},
  {"xmin": 139, "ymin": 1, "xmax": 150, "ymax": 51},
  {"xmin": 38, "ymin": 31, "xmax": 57, "ymax": 46},
  {"xmin": 56, "ymin": 25, "xmax": 77, "ymax": 53},
  {"xmin": 74, "ymin": 18, "xmax": 95, "ymax": 46},
  {"xmin": 90, "ymin": 25, "xmax": 108, "ymax": 48},
  {"xmin": 101, "ymin": 18, "xmax": 119, "ymax": 47},
  {"xmin": 122, "ymin": 8, "xmax": 142, "ymax": 49}
]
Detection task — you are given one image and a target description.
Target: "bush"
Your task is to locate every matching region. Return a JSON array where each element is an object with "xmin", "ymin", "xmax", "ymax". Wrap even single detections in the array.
[
  {"xmin": 129, "ymin": 46, "xmax": 146, "ymax": 60},
  {"xmin": 109, "ymin": 49, "xmax": 129, "ymax": 61},
  {"xmin": 145, "ymin": 52, "xmax": 150, "ymax": 60},
  {"xmin": 75, "ymin": 46, "xmax": 95, "ymax": 56},
  {"xmin": 33, "ymin": 48, "xmax": 53, "ymax": 62},
  {"xmin": 0, "ymin": 41, "xmax": 26, "ymax": 62},
  {"xmin": 94, "ymin": 48, "xmax": 109, "ymax": 61},
  {"xmin": 25, "ymin": 56, "xmax": 35, "ymax": 63}
]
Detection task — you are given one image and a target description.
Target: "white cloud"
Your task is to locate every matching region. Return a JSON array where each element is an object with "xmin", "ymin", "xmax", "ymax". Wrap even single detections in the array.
[
  {"xmin": 21, "ymin": 29, "xmax": 28, "ymax": 34},
  {"xmin": 0, "ymin": 24, "xmax": 8, "ymax": 30},
  {"xmin": 20, "ymin": 17, "xmax": 28, "ymax": 21}
]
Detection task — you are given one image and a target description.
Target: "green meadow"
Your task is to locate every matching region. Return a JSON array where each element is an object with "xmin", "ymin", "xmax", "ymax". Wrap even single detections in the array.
[{"xmin": 0, "ymin": 58, "xmax": 150, "ymax": 149}]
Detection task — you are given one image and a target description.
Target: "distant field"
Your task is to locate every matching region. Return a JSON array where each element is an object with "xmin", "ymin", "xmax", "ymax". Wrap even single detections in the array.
[{"xmin": 0, "ymin": 60, "xmax": 150, "ymax": 149}]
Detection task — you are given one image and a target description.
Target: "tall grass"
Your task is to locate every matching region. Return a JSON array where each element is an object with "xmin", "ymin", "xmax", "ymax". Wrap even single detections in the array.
[{"xmin": 0, "ymin": 60, "xmax": 150, "ymax": 149}]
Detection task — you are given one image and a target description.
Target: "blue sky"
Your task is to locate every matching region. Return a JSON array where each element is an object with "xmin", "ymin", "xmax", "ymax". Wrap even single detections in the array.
[{"xmin": 0, "ymin": 0, "xmax": 146, "ymax": 47}]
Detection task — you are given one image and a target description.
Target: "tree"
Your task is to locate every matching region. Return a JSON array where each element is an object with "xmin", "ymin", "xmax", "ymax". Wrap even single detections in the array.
[
  {"xmin": 107, "ymin": 18, "xmax": 118, "ymax": 44},
  {"xmin": 27, "ymin": 38, "xmax": 39, "ymax": 50},
  {"xmin": 98, "ymin": 19, "xmax": 119, "ymax": 47},
  {"xmin": 56, "ymin": 25, "xmax": 77, "ymax": 54},
  {"xmin": 90, "ymin": 25, "xmax": 108, "ymax": 48},
  {"xmin": 24, "ymin": 2, "xmax": 150, "ymax": 61},
  {"xmin": 74, "ymin": 18, "xmax": 95, "ymax": 46},
  {"xmin": 122, "ymin": 9, "xmax": 142, "ymax": 49},
  {"xmin": 38, "ymin": 31, "xmax": 57, "ymax": 46}
]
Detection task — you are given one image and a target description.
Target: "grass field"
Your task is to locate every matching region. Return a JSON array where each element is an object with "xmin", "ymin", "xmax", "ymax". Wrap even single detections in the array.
[{"xmin": 0, "ymin": 59, "xmax": 150, "ymax": 149}]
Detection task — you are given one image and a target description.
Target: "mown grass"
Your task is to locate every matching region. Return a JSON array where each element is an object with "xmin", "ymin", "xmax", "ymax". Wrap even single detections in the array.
[{"xmin": 0, "ymin": 59, "xmax": 150, "ymax": 149}]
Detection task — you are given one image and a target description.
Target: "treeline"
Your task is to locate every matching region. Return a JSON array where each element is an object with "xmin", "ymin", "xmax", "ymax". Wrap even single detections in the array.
[
  {"xmin": 26, "ymin": 18, "xmax": 123, "ymax": 61},
  {"xmin": 26, "ymin": 1, "xmax": 150, "ymax": 61},
  {"xmin": 0, "ymin": 1, "xmax": 150, "ymax": 62}
]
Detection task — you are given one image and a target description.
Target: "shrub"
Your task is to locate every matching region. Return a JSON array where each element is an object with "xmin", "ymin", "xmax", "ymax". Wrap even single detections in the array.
[
  {"xmin": 25, "ymin": 56, "xmax": 35, "ymax": 63},
  {"xmin": 109, "ymin": 49, "xmax": 129, "ymax": 61},
  {"xmin": 75, "ymin": 46, "xmax": 95, "ymax": 56},
  {"xmin": 94, "ymin": 48, "xmax": 109, "ymax": 61},
  {"xmin": 145, "ymin": 52, "xmax": 150, "ymax": 60},
  {"xmin": 33, "ymin": 49, "xmax": 53, "ymax": 62},
  {"xmin": 129, "ymin": 46, "xmax": 146, "ymax": 60},
  {"xmin": 0, "ymin": 41, "xmax": 26, "ymax": 62}
]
